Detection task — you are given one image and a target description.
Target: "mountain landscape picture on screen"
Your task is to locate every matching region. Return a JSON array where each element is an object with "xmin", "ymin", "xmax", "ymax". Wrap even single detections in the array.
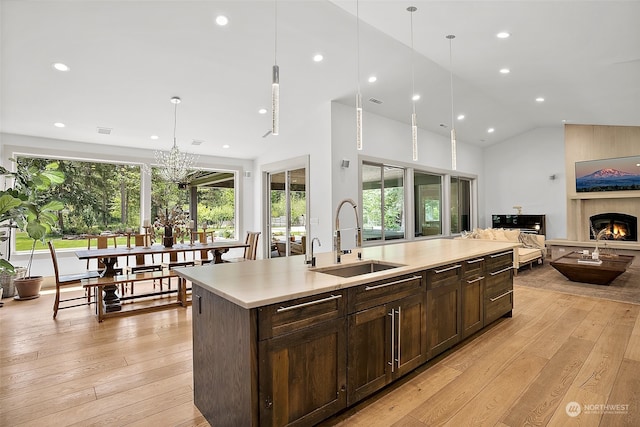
[{"xmin": 576, "ymin": 155, "xmax": 640, "ymax": 192}]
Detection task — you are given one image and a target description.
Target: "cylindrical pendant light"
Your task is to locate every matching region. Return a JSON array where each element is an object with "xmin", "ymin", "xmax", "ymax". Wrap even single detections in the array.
[
  {"xmin": 447, "ymin": 34, "xmax": 457, "ymax": 170},
  {"xmin": 408, "ymin": 6, "xmax": 418, "ymax": 161},
  {"xmin": 355, "ymin": 0, "xmax": 363, "ymax": 151},
  {"xmin": 271, "ymin": 1, "xmax": 280, "ymax": 136}
]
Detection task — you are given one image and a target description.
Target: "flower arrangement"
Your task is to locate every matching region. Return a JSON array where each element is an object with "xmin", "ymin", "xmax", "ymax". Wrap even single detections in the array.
[{"xmin": 154, "ymin": 206, "xmax": 190, "ymax": 245}]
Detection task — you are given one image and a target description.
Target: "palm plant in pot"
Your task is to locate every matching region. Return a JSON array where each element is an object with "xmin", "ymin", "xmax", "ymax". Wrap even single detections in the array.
[{"xmin": 0, "ymin": 159, "xmax": 65, "ymax": 300}]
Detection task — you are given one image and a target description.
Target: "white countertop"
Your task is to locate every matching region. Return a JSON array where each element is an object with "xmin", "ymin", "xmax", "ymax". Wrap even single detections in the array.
[{"xmin": 175, "ymin": 238, "xmax": 518, "ymax": 309}]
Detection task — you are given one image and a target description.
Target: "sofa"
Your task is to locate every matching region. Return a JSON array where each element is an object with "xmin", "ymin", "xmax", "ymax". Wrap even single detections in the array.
[{"xmin": 459, "ymin": 228, "xmax": 546, "ymax": 274}]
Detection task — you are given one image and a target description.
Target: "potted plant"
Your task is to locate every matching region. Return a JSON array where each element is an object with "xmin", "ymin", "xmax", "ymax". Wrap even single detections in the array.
[{"xmin": 0, "ymin": 159, "xmax": 65, "ymax": 299}]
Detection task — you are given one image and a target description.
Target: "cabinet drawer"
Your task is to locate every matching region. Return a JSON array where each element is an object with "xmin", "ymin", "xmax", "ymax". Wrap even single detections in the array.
[
  {"xmin": 427, "ymin": 262, "xmax": 462, "ymax": 290},
  {"xmin": 485, "ymin": 288, "xmax": 513, "ymax": 324},
  {"xmin": 348, "ymin": 272, "xmax": 425, "ymax": 313},
  {"xmin": 485, "ymin": 250, "xmax": 514, "ymax": 271},
  {"xmin": 258, "ymin": 290, "xmax": 346, "ymax": 340},
  {"xmin": 462, "ymin": 257, "xmax": 485, "ymax": 279},
  {"xmin": 485, "ymin": 266, "xmax": 513, "ymax": 299}
]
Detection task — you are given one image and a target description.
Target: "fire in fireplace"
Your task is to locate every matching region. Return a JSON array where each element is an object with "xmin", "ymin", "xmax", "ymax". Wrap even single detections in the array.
[{"xmin": 589, "ymin": 213, "xmax": 638, "ymax": 241}]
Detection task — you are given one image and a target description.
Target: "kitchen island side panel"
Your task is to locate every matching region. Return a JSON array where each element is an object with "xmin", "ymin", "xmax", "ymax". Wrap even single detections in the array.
[{"xmin": 192, "ymin": 284, "xmax": 259, "ymax": 426}]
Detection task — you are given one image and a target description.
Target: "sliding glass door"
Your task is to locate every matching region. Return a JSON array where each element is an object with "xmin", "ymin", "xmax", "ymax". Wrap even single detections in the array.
[{"xmin": 267, "ymin": 167, "xmax": 307, "ymax": 258}]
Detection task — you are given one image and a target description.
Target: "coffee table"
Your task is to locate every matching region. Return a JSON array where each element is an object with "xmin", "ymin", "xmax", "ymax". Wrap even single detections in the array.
[{"xmin": 550, "ymin": 252, "xmax": 635, "ymax": 285}]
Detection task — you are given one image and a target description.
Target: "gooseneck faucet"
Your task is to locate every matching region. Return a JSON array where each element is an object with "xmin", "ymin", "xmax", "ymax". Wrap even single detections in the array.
[
  {"xmin": 306, "ymin": 237, "xmax": 321, "ymax": 267},
  {"xmin": 334, "ymin": 198, "xmax": 363, "ymax": 263}
]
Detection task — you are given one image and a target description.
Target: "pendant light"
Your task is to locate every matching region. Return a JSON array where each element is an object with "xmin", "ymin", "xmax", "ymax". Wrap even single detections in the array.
[
  {"xmin": 407, "ymin": 6, "xmax": 418, "ymax": 161},
  {"xmin": 272, "ymin": 0, "xmax": 280, "ymax": 136},
  {"xmin": 355, "ymin": 0, "xmax": 363, "ymax": 151},
  {"xmin": 447, "ymin": 34, "xmax": 457, "ymax": 170}
]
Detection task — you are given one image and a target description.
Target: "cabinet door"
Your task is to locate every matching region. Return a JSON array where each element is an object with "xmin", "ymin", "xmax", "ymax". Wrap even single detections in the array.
[
  {"xmin": 462, "ymin": 275, "xmax": 484, "ymax": 338},
  {"xmin": 347, "ymin": 304, "xmax": 392, "ymax": 405},
  {"xmin": 395, "ymin": 293, "xmax": 428, "ymax": 377},
  {"xmin": 426, "ymin": 281, "xmax": 461, "ymax": 358},
  {"xmin": 259, "ymin": 318, "xmax": 347, "ymax": 427}
]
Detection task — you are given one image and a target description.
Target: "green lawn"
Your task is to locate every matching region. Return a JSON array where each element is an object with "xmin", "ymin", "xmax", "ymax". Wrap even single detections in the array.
[{"xmin": 14, "ymin": 233, "xmax": 129, "ymax": 252}]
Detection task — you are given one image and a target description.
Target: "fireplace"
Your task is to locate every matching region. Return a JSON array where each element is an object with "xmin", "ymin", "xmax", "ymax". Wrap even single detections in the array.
[{"xmin": 589, "ymin": 213, "xmax": 638, "ymax": 241}]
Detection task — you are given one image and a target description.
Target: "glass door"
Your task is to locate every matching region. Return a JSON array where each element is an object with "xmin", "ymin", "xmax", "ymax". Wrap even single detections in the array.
[{"xmin": 268, "ymin": 168, "xmax": 307, "ymax": 258}]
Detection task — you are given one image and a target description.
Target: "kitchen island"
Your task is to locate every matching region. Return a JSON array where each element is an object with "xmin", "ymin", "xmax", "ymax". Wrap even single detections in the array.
[{"xmin": 176, "ymin": 238, "xmax": 518, "ymax": 427}]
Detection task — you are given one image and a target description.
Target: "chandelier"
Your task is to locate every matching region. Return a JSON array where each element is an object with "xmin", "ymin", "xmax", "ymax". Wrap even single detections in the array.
[{"xmin": 153, "ymin": 96, "xmax": 198, "ymax": 183}]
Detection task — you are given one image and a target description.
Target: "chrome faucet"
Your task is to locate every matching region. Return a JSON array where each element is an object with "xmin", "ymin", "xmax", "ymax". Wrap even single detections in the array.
[
  {"xmin": 306, "ymin": 237, "xmax": 321, "ymax": 267},
  {"xmin": 334, "ymin": 198, "xmax": 362, "ymax": 263}
]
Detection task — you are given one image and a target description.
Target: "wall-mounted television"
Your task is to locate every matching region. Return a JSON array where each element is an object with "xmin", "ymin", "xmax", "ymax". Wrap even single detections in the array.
[{"xmin": 575, "ymin": 155, "xmax": 640, "ymax": 192}]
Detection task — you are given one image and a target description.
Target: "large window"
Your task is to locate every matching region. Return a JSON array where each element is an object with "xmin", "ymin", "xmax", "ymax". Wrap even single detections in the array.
[
  {"xmin": 361, "ymin": 162, "xmax": 405, "ymax": 242},
  {"xmin": 451, "ymin": 176, "xmax": 471, "ymax": 234},
  {"xmin": 414, "ymin": 171, "xmax": 442, "ymax": 237},
  {"xmin": 11, "ymin": 156, "xmax": 238, "ymax": 250}
]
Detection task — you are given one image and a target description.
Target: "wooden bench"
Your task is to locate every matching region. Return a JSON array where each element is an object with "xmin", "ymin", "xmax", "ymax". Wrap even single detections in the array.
[{"xmin": 82, "ymin": 270, "xmax": 188, "ymax": 322}]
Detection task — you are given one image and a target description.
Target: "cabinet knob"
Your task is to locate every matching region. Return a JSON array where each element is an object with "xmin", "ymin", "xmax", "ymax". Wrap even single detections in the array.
[{"xmin": 265, "ymin": 397, "xmax": 273, "ymax": 409}]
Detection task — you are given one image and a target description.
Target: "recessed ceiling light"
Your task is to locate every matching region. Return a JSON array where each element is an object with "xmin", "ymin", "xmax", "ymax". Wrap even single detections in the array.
[
  {"xmin": 215, "ymin": 15, "xmax": 229, "ymax": 26},
  {"xmin": 487, "ymin": 128, "xmax": 495, "ymax": 133},
  {"xmin": 150, "ymin": 135, "xmax": 159, "ymax": 140},
  {"xmin": 497, "ymin": 32, "xmax": 510, "ymax": 39},
  {"xmin": 52, "ymin": 62, "xmax": 70, "ymax": 72},
  {"xmin": 223, "ymin": 144, "xmax": 230, "ymax": 149},
  {"xmin": 457, "ymin": 114, "xmax": 465, "ymax": 121},
  {"xmin": 53, "ymin": 122, "xmax": 65, "ymax": 128},
  {"xmin": 535, "ymin": 97, "xmax": 545, "ymax": 102},
  {"xmin": 313, "ymin": 54, "xmax": 324, "ymax": 62},
  {"xmin": 368, "ymin": 76, "xmax": 377, "ymax": 83},
  {"xmin": 499, "ymin": 68, "xmax": 510, "ymax": 74},
  {"xmin": 412, "ymin": 94, "xmax": 420, "ymax": 101},
  {"xmin": 258, "ymin": 108, "xmax": 267, "ymax": 114}
]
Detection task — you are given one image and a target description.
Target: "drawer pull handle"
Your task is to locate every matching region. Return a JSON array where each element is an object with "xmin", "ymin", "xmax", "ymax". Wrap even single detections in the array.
[
  {"xmin": 490, "ymin": 266, "xmax": 513, "ymax": 276},
  {"xmin": 365, "ymin": 275, "xmax": 422, "ymax": 291},
  {"xmin": 490, "ymin": 250, "xmax": 514, "ymax": 258},
  {"xmin": 433, "ymin": 265, "xmax": 461, "ymax": 274},
  {"xmin": 388, "ymin": 309, "xmax": 395, "ymax": 373},
  {"xmin": 276, "ymin": 294, "xmax": 342, "ymax": 312},
  {"xmin": 466, "ymin": 258, "xmax": 484, "ymax": 264},
  {"xmin": 489, "ymin": 289, "xmax": 513, "ymax": 302},
  {"xmin": 466, "ymin": 276, "xmax": 485, "ymax": 284}
]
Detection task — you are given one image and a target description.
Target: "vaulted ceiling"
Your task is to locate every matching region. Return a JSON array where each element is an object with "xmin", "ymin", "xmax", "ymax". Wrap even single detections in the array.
[{"xmin": 2, "ymin": 1, "xmax": 639, "ymax": 160}]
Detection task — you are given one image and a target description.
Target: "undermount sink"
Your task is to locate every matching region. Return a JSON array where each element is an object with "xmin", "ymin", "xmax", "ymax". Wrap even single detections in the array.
[{"xmin": 312, "ymin": 260, "xmax": 404, "ymax": 278}]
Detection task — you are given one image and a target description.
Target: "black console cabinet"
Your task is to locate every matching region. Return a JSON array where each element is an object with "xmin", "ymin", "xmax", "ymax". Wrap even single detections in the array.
[{"xmin": 491, "ymin": 214, "xmax": 546, "ymax": 235}]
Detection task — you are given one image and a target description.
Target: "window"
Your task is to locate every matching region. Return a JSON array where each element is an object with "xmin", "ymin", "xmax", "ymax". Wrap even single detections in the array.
[
  {"xmin": 414, "ymin": 171, "xmax": 442, "ymax": 237},
  {"xmin": 451, "ymin": 176, "xmax": 471, "ymax": 234},
  {"xmin": 361, "ymin": 162, "xmax": 405, "ymax": 242},
  {"xmin": 11, "ymin": 156, "xmax": 238, "ymax": 250}
]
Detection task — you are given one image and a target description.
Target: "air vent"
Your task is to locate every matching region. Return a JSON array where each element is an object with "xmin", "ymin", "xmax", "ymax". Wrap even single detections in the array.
[
  {"xmin": 192, "ymin": 139, "xmax": 204, "ymax": 146},
  {"xmin": 368, "ymin": 97, "xmax": 383, "ymax": 104},
  {"xmin": 97, "ymin": 127, "xmax": 112, "ymax": 135}
]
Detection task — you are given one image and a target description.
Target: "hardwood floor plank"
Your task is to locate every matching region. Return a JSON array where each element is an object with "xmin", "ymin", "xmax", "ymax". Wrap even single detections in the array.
[
  {"xmin": 500, "ymin": 336, "xmax": 595, "ymax": 426},
  {"xmin": 0, "ymin": 387, "xmax": 96, "ymax": 426},
  {"xmin": 624, "ymin": 311, "xmax": 640, "ymax": 362},
  {"xmin": 444, "ymin": 352, "xmax": 548, "ymax": 426},
  {"xmin": 600, "ymin": 358, "xmax": 640, "ymax": 427},
  {"xmin": 528, "ymin": 306, "xmax": 590, "ymax": 359},
  {"xmin": 546, "ymin": 385, "xmax": 605, "ymax": 427},
  {"xmin": 571, "ymin": 298, "xmax": 618, "ymax": 342}
]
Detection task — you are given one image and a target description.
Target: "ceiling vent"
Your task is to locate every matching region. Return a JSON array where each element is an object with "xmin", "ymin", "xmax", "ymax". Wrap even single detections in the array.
[
  {"xmin": 97, "ymin": 127, "xmax": 112, "ymax": 135},
  {"xmin": 368, "ymin": 97, "xmax": 383, "ymax": 105},
  {"xmin": 191, "ymin": 139, "xmax": 204, "ymax": 146}
]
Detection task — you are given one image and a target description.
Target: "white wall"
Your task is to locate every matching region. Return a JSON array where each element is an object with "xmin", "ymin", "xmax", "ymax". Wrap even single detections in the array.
[
  {"xmin": 483, "ymin": 126, "xmax": 566, "ymax": 239},
  {"xmin": 1, "ymin": 133, "xmax": 255, "ymax": 277}
]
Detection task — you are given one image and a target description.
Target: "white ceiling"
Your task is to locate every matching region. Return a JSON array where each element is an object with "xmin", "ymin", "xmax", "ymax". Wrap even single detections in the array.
[{"xmin": 2, "ymin": 1, "xmax": 639, "ymax": 160}]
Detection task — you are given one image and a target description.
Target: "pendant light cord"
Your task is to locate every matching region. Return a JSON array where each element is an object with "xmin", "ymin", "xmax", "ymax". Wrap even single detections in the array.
[
  {"xmin": 356, "ymin": 0, "xmax": 361, "ymax": 94},
  {"xmin": 448, "ymin": 35, "xmax": 455, "ymax": 129},
  {"xmin": 410, "ymin": 8, "xmax": 416, "ymax": 115},
  {"xmin": 274, "ymin": 0, "xmax": 278, "ymax": 65},
  {"xmin": 173, "ymin": 100, "xmax": 178, "ymax": 148}
]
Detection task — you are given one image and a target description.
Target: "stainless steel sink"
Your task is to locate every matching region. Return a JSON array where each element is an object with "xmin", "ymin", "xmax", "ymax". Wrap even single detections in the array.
[{"xmin": 312, "ymin": 260, "xmax": 404, "ymax": 278}]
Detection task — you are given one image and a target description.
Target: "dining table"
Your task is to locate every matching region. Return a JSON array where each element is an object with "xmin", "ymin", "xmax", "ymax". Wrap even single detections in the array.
[{"xmin": 75, "ymin": 241, "xmax": 249, "ymax": 313}]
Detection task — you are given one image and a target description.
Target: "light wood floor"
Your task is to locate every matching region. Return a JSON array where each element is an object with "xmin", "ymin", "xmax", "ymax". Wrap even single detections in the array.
[{"xmin": 1, "ymin": 281, "xmax": 639, "ymax": 426}]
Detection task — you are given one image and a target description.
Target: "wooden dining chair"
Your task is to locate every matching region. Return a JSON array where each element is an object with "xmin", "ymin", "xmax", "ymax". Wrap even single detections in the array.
[
  {"xmin": 223, "ymin": 231, "xmax": 261, "ymax": 262},
  {"xmin": 196, "ymin": 231, "xmax": 214, "ymax": 265},
  {"xmin": 49, "ymin": 241, "xmax": 102, "ymax": 319},
  {"xmin": 123, "ymin": 234, "xmax": 163, "ymax": 294}
]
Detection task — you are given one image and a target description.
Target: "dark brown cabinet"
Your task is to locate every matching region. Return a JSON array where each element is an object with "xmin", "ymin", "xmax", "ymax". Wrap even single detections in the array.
[
  {"xmin": 461, "ymin": 257, "xmax": 485, "ymax": 338},
  {"xmin": 426, "ymin": 262, "xmax": 462, "ymax": 358},
  {"xmin": 347, "ymin": 273, "xmax": 426, "ymax": 405},
  {"xmin": 258, "ymin": 291, "xmax": 347, "ymax": 427},
  {"xmin": 347, "ymin": 292, "xmax": 427, "ymax": 405},
  {"xmin": 484, "ymin": 250, "xmax": 514, "ymax": 324}
]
